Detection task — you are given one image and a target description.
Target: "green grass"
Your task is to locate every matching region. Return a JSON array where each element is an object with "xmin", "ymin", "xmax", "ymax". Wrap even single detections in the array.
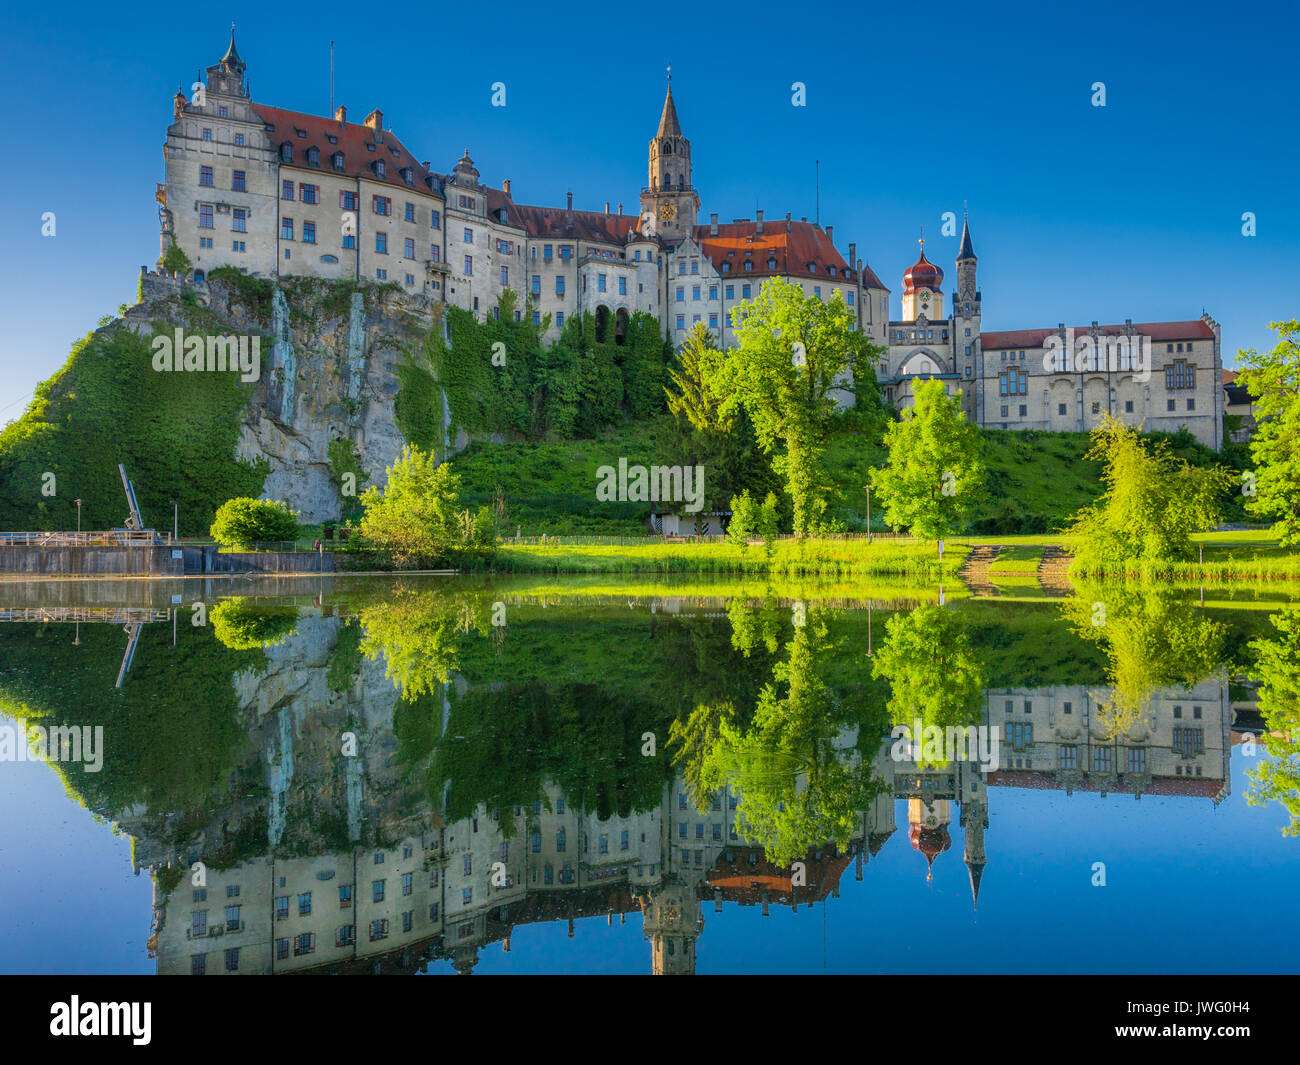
[
  {"xmin": 985, "ymin": 544, "xmax": 1045, "ymax": 574},
  {"xmin": 490, "ymin": 536, "xmax": 970, "ymax": 577}
]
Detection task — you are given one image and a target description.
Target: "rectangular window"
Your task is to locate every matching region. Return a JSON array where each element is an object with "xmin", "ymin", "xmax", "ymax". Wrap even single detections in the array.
[
  {"xmin": 530, "ymin": 274, "xmax": 541, "ymax": 295},
  {"xmin": 343, "ymin": 234, "xmax": 355, "ymax": 249},
  {"xmin": 1173, "ymin": 728, "xmax": 1204, "ymax": 756},
  {"xmin": 199, "ymin": 204, "xmax": 214, "ymax": 229},
  {"xmin": 281, "ymin": 218, "xmax": 294, "ymax": 240},
  {"xmin": 1059, "ymin": 746, "xmax": 1078, "ymax": 770},
  {"xmin": 463, "ymin": 227, "xmax": 473, "ymax": 244},
  {"xmin": 676, "ymin": 286, "xmax": 684, "ymax": 302},
  {"xmin": 373, "ymin": 879, "xmax": 385, "ymax": 903},
  {"xmin": 375, "ymin": 232, "xmax": 387, "ymax": 254},
  {"xmin": 283, "ymin": 180, "xmax": 295, "ymax": 200},
  {"xmin": 725, "ymin": 285, "xmax": 734, "ymax": 299},
  {"xmin": 742, "ymin": 284, "xmax": 751, "ymax": 299},
  {"xmin": 369, "ymin": 920, "xmax": 389, "ymax": 942},
  {"xmin": 676, "ymin": 314, "xmax": 685, "ymax": 330},
  {"xmin": 692, "ymin": 284, "xmax": 701, "ymax": 300},
  {"xmin": 463, "ymin": 888, "xmax": 473, "ymax": 905},
  {"xmin": 294, "ymin": 933, "xmax": 315, "ymax": 956},
  {"xmin": 598, "ymin": 273, "xmax": 607, "ymax": 293},
  {"xmin": 404, "ymin": 237, "xmax": 415, "ymax": 258},
  {"xmin": 191, "ymin": 954, "xmax": 205, "ymax": 975},
  {"xmin": 339, "ymin": 884, "xmax": 352, "ymax": 907},
  {"xmin": 335, "ymin": 925, "xmax": 356, "ymax": 947},
  {"xmin": 231, "ymin": 170, "xmax": 246, "ymax": 192},
  {"xmin": 500, "ymin": 265, "xmax": 509, "ymax": 286},
  {"xmin": 302, "ymin": 220, "xmax": 316, "ymax": 244},
  {"xmin": 300, "ymin": 184, "xmax": 318, "ymax": 204},
  {"xmin": 556, "ymin": 312, "xmax": 564, "ymax": 327},
  {"xmin": 709, "ymin": 313, "xmax": 719, "ymax": 329},
  {"xmin": 430, "ymin": 209, "xmax": 441, "ymax": 229},
  {"xmin": 555, "ymin": 276, "xmax": 564, "ymax": 296},
  {"xmin": 1094, "ymin": 747, "xmax": 1113, "ymax": 772},
  {"xmin": 403, "ymin": 202, "xmax": 415, "ymax": 223},
  {"xmin": 234, "ymin": 132, "xmax": 244, "ymax": 147},
  {"xmin": 191, "ymin": 911, "xmax": 207, "ymax": 936},
  {"xmin": 373, "ymin": 196, "xmax": 391, "ymax": 216},
  {"xmin": 225, "ymin": 905, "xmax": 241, "ymax": 931},
  {"xmin": 199, "ymin": 166, "xmax": 213, "ymax": 187},
  {"xmin": 231, "ymin": 208, "xmax": 246, "ymax": 233},
  {"xmin": 298, "ymin": 892, "xmax": 311, "ymax": 916},
  {"xmin": 275, "ymin": 938, "xmax": 289, "ymax": 960},
  {"xmin": 274, "ymin": 896, "xmax": 289, "ymax": 920}
]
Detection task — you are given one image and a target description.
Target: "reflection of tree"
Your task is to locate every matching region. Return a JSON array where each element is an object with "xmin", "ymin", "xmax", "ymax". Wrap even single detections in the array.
[
  {"xmin": 685, "ymin": 608, "xmax": 882, "ymax": 867},
  {"xmin": 358, "ymin": 588, "xmax": 483, "ymax": 699},
  {"xmin": 870, "ymin": 605, "xmax": 985, "ymax": 767},
  {"xmin": 1245, "ymin": 607, "xmax": 1300, "ymax": 836},
  {"xmin": 1063, "ymin": 585, "xmax": 1225, "ymax": 740},
  {"xmin": 210, "ymin": 598, "xmax": 300, "ymax": 650}
]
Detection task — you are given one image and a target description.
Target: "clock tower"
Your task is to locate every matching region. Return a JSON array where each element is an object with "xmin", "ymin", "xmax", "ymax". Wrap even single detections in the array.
[{"xmin": 640, "ymin": 70, "xmax": 700, "ymax": 245}]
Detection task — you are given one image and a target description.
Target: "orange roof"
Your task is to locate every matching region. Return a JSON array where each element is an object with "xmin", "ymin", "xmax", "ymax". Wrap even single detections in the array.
[
  {"xmin": 1222, "ymin": 369, "xmax": 1239, "ymax": 384},
  {"xmin": 694, "ymin": 219, "xmax": 887, "ymax": 290},
  {"xmin": 252, "ymin": 103, "xmax": 441, "ymax": 199},
  {"xmin": 987, "ymin": 770, "xmax": 1222, "ymax": 798},
  {"xmin": 510, "ymin": 203, "xmax": 641, "ymax": 244},
  {"xmin": 982, "ymin": 320, "xmax": 1215, "ymax": 349}
]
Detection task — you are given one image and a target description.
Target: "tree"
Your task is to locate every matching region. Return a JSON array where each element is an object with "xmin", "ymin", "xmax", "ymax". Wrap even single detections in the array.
[
  {"xmin": 1245, "ymin": 606, "xmax": 1300, "ymax": 836},
  {"xmin": 1067, "ymin": 416, "xmax": 1234, "ymax": 571},
  {"xmin": 357, "ymin": 447, "xmax": 496, "ymax": 568},
  {"xmin": 708, "ymin": 278, "xmax": 884, "ymax": 537},
  {"xmin": 869, "ymin": 378, "xmax": 983, "ymax": 542},
  {"xmin": 161, "ymin": 243, "xmax": 192, "ymax": 275},
  {"xmin": 666, "ymin": 322, "xmax": 728, "ymax": 433},
  {"xmin": 210, "ymin": 497, "xmax": 301, "ymax": 548},
  {"xmin": 1239, "ymin": 320, "xmax": 1300, "ymax": 545}
]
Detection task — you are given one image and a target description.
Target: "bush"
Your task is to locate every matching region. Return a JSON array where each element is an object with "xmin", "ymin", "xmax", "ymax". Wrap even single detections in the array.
[
  {"xmin": 211, "ymin": 497, "xmax": 301, "ymax": 548},
  {"xmin": 161, "ymin": 243, "xmax": 191, "ymax": 275},
  {"xmin": 210, "ymin": 598, "xmax": 300, "ymax": 650}
]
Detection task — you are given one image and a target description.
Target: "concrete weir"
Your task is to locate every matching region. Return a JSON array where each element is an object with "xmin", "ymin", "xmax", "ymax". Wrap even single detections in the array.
[{"xmin": 0, "ymin": 545, "xmax": 333, "ymax": 578}]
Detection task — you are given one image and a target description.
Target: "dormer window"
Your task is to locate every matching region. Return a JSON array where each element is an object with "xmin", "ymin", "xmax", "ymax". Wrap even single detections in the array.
[
  {"xmin": 263, "ymin": 123, "xmax": 275, "ymax": 132},
  {"xmin": 721, "ymin": 262, "xmax": 731, "ymax": 272},
  {"xmin": 767, "ymin": 257, "xmax": 777, "ymax": 269},
  {"xmin": 807, "ymin": 262, "xmax": 817, "ymax": 273},
  {"xmin": 279, "ymin": 142, "xmax": 293, "ymax": 162},
  {"xmin": 327, "ymin": 134, "xmax": 338, "ymax": 144},
  {"xmin": 332, "ymin": 152, "xmax": 344, "ymax": 171},
  {"xmin": 295, "ymin": 129, "xmax": 307, "ymax": 138},
  {"xmin": 743, "ymin": 260, "xmax": 753, "ymax": 271},
  {"xmin": 375, "ymin": 160, "xmax": 386, "ymax": 178},
  {"xmin": 401, "ymin": 167, "xmax": 414, "ymax": 186},
  {"xmin": 828, "ymin": 266, "xmax": 836, "ymax": 277},
  {"xmin": 306, "ymin": 147, "xmax": 319, "ymax": 166},
  {"xmin": 366, "ymin": 143, "xmax": 376, "ymax": 152}
]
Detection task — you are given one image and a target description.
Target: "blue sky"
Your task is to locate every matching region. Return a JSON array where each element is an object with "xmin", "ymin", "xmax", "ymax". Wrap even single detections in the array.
[{"xmin": 2, "ymin": 0, "xmax": 1297, "ymax": 422}]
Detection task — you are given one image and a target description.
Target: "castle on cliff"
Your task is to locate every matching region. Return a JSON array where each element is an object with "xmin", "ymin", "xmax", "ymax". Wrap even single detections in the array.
[{"xmin": 158, "ymin": 30, "xmax": 1224, "ymax": 447}]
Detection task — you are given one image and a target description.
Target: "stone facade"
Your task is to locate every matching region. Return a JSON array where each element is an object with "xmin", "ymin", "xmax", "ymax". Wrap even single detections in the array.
[{"xmin": 162, "ymin": 33, "xmax": 1223, "ymax": 448}]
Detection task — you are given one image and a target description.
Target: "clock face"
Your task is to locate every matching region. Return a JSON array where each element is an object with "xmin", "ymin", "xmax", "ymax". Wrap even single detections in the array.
[{"xmin": 659, "ymin": 202, "xmax": 676, "ymax": 221}]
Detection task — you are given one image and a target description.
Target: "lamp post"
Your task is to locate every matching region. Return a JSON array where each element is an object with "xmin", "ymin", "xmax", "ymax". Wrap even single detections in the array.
[
  {"xmin": 74, "ymin": 498, "xmax": 82, "ymax": 533},
  {"xmin": 865, "ymin": 485, "xmax": 871, "ymax": 545},
  {"xmin": 172, "ymin": 501, "xmax": 179, "ymax": 545}
]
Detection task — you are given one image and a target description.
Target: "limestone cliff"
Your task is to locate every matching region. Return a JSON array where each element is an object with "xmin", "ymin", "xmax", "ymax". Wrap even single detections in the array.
[{"xmin": 131, "ymin": 270, "xmax": 446, "ymax": 524}]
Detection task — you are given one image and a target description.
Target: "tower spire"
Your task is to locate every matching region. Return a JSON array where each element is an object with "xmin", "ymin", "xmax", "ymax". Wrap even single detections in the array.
[
  {"xmin": 657, "ymin": 70, "xmax": 682, "ymax": 138},
  {"xmin": 958, "ymin": 210, "xmax": 976, "ymax": 262}
]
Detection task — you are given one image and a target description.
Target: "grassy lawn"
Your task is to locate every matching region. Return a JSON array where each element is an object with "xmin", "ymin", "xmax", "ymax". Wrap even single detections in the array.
[
  {"xmin": 986, "ymin": 544, "xmax": 1046, "ymax": 574},
  {"xmin": 491, "ymin": 536, "xmax": 970, "ymax": 577}
]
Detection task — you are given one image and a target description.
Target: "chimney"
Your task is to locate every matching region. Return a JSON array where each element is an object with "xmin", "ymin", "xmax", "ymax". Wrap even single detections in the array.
[
  {"xmin": 710, "ymin": 212, "xmax": 718, "ymax": 236},
  {"xmin": 503, "ymin": 178, "xmax": 511, "ymax": 197},
  {"xmin": 335, "ymin": 104, "xmax": 347, "ymax": 124},
  {"xmin": 801, "ymin": 216, "xmax": 807, "ymax": 223},
  {"xmin": 786, "ymin": 212, "xmax": 792, "ymax": 232},
  {"xmin": 849, "ymin": 242, "xmax": 856, "ymax": 267},
  {"xmin": 566, "ymin": 191, "xmax": 573, "ymax": 227},
  {"xmin": 756, "ymin": 210, "xmax": 764, "ymax": 235},
  {"xmin": 605, "ymin": 201, "xmax": 610, "ymax": 214},
  {"xmin": 617, "ymin": 202, "xmax": 623, "ymax": 215},
  {"xmin": 826, "ymin": 224, "xmax": 834, "ymax": 243},
  {"xmin": 364, "ymin": 108, "xmax": 382, "ymax": 130},
  {"xmin": 856, "ymin": 258, "xmax": 863, "ymax": 272}
]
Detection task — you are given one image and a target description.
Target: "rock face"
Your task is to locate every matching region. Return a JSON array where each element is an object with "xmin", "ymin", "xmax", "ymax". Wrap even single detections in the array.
[{"xmin": 136, "ymin": 271, "xmax": 440, "ymax": 524}]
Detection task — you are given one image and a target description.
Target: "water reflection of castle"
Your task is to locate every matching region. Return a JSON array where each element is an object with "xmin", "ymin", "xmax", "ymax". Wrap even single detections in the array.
[{"xmin": 148, "ymin": 672, "xmax": 1233, "ymax": 975}]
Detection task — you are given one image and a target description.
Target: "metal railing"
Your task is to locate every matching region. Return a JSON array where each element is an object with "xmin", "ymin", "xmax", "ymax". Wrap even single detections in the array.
[{"xmin": 0, "ymin": 529, "xmax": 162, "ymax": 547}]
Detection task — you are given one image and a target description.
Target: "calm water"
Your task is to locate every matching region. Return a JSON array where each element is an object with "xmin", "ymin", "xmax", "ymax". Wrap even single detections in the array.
[{"xmin": 0, "ymin": 576, "xmax": 1297, "ymax": 975}]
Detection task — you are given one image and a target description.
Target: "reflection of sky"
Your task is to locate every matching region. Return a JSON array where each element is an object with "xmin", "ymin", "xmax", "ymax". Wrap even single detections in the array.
[{"xmin": 3, "ymin": 731, "xmax": 1296, "ymax": 974}]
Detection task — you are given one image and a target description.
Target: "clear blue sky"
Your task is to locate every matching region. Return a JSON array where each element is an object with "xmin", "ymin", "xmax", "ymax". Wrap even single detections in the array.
[{"xmin": 2, "ymin": 0, "xmax": 1296, "ymax": 423}]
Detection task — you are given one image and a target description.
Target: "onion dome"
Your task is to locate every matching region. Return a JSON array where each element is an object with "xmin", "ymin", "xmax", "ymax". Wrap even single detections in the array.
[
  {"xmin": 903, "ymin": 238, "xmax": 944, "ymax": 294},
  {"xmin": 909, "ymin": 823, "xmax": 952, "ymax": 881}
]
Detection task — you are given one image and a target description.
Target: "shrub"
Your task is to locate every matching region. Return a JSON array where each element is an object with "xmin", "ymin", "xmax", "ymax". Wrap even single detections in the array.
[{"xmin": 211, "ymin": 497, "xmax": 301, "ymax": 548}]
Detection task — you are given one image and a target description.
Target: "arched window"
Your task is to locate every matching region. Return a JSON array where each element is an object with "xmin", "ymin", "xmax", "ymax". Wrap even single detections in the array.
[
  {"xmin": 664, "ymin": 141, "xmax": 674, "ymax": 155},
  {"xmin": 331, "ymin": 152, "xmax": 345, "ymax": 171},
  {"xmin": 306, "ymin": 146, "xmax": 319, "ymax": 166},
  {"xmin": 279, "ymin": 142, "xmax": 293, "ymax": 162},
  {"xmin": 665, "ymin": 172, "xmax": 672, "ymax": 187}
]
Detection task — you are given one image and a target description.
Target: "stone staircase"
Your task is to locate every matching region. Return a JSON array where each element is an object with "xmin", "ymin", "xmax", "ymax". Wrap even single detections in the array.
[
  {"xmin": 1037, "ymin": 546, "xmax": 1075, "ymax": 596},
  {"xmin": 958, "ymin": 544, "xmax": 1001, "ymax": 597}
]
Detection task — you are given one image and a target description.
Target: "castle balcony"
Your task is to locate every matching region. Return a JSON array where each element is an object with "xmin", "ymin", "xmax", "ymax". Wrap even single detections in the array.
[
  {"xmin": 425, "ymin": 258, "xmax": 450, "ymax": 276},
  {"xmin": 156, "ymin": 183, "xmax": 167, "ymax": 206},
  {"xmin": 640, "ymin": 185, "xmax": 697, "ymax": 197}
]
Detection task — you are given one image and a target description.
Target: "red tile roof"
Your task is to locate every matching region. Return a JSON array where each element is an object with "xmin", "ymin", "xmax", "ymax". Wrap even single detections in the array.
[
  {"xmin": 510, "ymin": 202, "xmax": 642, "ymax": 244},
  {"xmin": 987, "ymin": 769, "xmax": 1222, "ymax": 798},
  {"xmin": 1222, "ymin": 369, "xmax": 1239, "ymax": 384},
  {"xmin": 981, "ymin": 320, "xmax": 1215, "ymax": 350},
  {"xmin": 252, "ymin": 103, "xmax": 441, "ymax": 199},
  {"xmin": 693, "ymin": 219, "xmax": 888, "ymax": 290}
]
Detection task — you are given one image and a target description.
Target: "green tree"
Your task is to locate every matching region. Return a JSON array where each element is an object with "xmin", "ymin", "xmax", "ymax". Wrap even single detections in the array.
[
  {"xmin": 210, "ymin": 598, "xmax": 301, "ymax": 650},
  {"xmin": 1067, "ymin": 416, "xmax": 1234, "ymax": 570},
  {"xmin": 357, "ymin": 447, "xmax": 495, "ymax": 568},
  {"xmin": 210, "ymin": 497, "xmax": 301, "ymax": 547},
  {"xmin": 869, "ymin": 378, "xmax": 983, "ymax": 542},
  {"xmin": 1245, "ymin": 606, "xmax": 1300, "ymax": 835},
  {"xmin": 1238, "ymin": 320, "xmax": 1300, "ymax": 545},
  {"xmin": 161, "ymin": 243, "xmax": 192, "ymax": 275},
  {"xmin": 709, "ymin": 278, "xmax": 884, "ymax": 537},
  {"xmin": 666, "ymin": 322, "xmax": 728, "ymax": 432}
]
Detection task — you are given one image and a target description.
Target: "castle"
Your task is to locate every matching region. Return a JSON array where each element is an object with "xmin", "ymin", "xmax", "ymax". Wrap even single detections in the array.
[{"xmin": 159, "ymin": 30, "xmax": 1225, "ymax": 447}]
